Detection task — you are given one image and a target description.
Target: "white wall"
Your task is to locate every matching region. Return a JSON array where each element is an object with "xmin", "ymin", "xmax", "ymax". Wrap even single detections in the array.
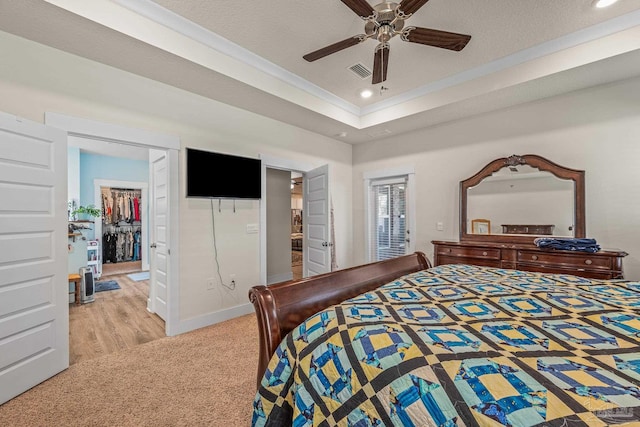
[
  {"xmin": 67, "ymin": 147, "xmax": 80, "ymax": 214},
  {"xmin": 353, "ymin": 76, "xmax": 640, "ymax": 280},
  {"xmin": 0, "ymin": 31, "xmax": 353, "ymax": 326},
  {"xmin": 468, "ymin": 185, "xmax": 573, "ymax": 236}
]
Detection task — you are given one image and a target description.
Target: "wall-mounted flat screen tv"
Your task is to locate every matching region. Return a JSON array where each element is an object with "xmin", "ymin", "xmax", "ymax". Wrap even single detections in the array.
[{"xmin": 186, "ymin": 148, "xmax": 261, "ymax": 199}]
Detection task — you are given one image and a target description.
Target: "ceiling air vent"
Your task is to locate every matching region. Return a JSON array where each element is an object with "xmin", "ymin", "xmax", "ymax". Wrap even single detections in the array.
[
  {"xmin": 348, "ymin": 63, "xmax": 372, "ymax": 79},
  {"xmin": 367, "ymin": 129, "xmax": 392, "ymax": 138}
]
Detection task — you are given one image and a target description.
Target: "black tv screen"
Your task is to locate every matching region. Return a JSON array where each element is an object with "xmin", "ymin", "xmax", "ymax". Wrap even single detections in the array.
[{"xmin": 186, "ymin": 148, "xmax": 261, "ymax": 199}]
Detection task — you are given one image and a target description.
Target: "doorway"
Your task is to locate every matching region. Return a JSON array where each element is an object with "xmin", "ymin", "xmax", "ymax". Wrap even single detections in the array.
[
  {"xmin": 67, "ymin": 144, "xmax": 162, "ymax": 365},
  {"xmin": 260, "ymin": 155, "xmax": 331, "ymax": 285},
  {"xmin": 95, "ymin": 179, "xmax": 149, "ymax": 278},
  {"xmin": 364, "ymin": 166, "xmax": 416, "ymax": 263},
  {"xmin": 291, "ymin": 172, "xmax": 303, "ymax": 281},
  {"xmin": 46, "ymin": 111, "xmax": 180, "ymax": 337},
  {"xmin": 265, "ymin": 167, "xmax": 304, "ymax": 284}
]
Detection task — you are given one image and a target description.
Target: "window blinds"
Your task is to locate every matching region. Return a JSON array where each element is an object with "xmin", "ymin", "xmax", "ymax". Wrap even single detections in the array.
[{"xmin": 368, "ymin": 176, "xmax": 407, "ymax": 262}]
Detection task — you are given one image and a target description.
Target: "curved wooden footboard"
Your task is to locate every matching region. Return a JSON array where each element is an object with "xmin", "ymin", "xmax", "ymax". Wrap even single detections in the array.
[{"xmin": 248, "ymin": 251, "xmax": 431, "ymax": 388}]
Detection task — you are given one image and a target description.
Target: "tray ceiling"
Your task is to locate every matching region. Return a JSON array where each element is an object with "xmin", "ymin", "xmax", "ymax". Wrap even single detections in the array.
[{"xmin": 1, "ymin": 0, "xmax": 640, "ymax": 143}]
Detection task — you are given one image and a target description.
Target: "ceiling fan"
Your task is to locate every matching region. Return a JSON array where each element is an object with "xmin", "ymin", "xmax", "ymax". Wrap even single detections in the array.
[
  {"xmin": 303, "ymin": 0, "xmax": 472, "ymax": 84},
  {"xmin": 291, "ymin": 177, "xmax": 302, "ymax": 189}
]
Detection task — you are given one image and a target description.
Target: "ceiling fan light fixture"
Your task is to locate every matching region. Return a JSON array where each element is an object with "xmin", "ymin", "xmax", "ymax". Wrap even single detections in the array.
[
  {"xmin": 360, "ymin": 89, "xmax": 373, "ymax": 98},
  {"xmin": 594, "ymin": 0, "xmax": 618, "ymax": 8},
  {"xmin": 304, "ymin": 0, "xmax": 471, "ymax": 84}
]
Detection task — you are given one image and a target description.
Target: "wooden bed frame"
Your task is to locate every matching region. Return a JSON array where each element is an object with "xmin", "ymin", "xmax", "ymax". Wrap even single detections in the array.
[{"xmin": 248, "ymin": 251, "xmax": 432, "ymax": 388}]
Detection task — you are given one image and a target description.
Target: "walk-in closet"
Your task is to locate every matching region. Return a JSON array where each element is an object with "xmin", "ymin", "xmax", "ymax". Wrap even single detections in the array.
[{"xmin": 101, "ymin": 187, "xmax": 143, "ymax": 275}]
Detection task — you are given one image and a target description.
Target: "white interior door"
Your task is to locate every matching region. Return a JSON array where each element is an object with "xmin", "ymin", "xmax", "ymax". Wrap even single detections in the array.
[
  {"xmin": 148, "ymin": 149, "xmax": 168, "ymax": 320},
  {"xmin": 303, "ymin": 164, "xmax": 330, "ymax": 277},
  {"xmin": 0, "ymin": 112, "xmax": 68, "ymax": 404}
]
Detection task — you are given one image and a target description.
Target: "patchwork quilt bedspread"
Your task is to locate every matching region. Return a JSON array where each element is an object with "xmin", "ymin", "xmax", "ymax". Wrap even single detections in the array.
[{"xmin": 252, "ymin": 264, "xmax": 640, "ymax": 426}]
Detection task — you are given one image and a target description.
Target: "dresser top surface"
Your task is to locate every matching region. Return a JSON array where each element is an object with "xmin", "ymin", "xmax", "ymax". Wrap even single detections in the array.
[{"xmin": 432, "ymin": 240, "xmax": 628, "ymax": 257}]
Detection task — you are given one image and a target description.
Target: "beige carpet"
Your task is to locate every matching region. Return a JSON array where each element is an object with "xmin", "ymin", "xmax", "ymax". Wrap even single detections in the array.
[{"xmin": 0, "ymin": 314, "xmax": 259, "ymax": 426}]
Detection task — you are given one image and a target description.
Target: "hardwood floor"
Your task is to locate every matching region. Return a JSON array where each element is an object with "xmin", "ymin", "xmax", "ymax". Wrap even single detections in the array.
[
  {"xmin": 292, "ymin": 264, "xmax": 302, "ymax": 281},
  {"xmin": 69, "ymin": 273, "xmax": 165, "ymax": 365},
  {"xmin": 101, "ymin": 260, "xmax": 142, "ymax": 276}
]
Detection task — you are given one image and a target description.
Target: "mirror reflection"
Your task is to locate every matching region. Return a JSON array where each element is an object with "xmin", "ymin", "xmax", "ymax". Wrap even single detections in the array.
[{"xmin": 466, "ymin": 164, "xmax": 575, "ymax": 236}]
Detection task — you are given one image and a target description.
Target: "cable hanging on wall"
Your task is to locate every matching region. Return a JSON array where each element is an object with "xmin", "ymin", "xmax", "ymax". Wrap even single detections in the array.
[{"xmin": 210, "ymin": 198, "xmax": 236, "ymax": 291}]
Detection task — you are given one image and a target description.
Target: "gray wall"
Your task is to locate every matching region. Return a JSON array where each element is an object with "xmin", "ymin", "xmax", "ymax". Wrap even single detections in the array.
[{"xmin": 266, "ymin": 168, "xmax": 294, "ymax": 283}]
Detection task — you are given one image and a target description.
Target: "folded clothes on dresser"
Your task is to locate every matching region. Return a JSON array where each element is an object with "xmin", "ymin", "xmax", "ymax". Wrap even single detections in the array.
[{"xmin": 534, "ymin": 237, "xmax": 601, "ymax": 253}]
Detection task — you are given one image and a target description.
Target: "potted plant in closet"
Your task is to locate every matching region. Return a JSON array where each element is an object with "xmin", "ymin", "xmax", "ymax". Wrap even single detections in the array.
[{"xmin": 71, "ymin": 205, "xmax": 102, "ymax": 221}]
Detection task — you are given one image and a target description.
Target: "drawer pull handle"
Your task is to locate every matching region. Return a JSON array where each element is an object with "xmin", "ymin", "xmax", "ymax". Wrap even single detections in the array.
[
  {"xmin": 446, "ymin": 248, "xmax": 451, "ymax": 253},
  {"xmin": 531, "ymin": 255, "xmax": 538, "ymax": 261},
  {"xmin": 585, "ymin": 259, "xmax": 592, "ymax": 265},
  {"xmin": 482, "ymin": 251, "xmax": 488, "ymax": 256}
]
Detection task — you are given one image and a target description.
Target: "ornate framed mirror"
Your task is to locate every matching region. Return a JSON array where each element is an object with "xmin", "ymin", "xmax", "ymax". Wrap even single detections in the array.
[{"xmin": 460, "ymin": 154, "xmax": 585, "ymax": 244}]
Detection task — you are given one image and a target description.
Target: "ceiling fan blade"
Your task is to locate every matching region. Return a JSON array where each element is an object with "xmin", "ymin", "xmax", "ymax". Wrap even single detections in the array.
[
  {"xmin": 341, "ymin": 0, "xmax": 376, "ymax": 19},
  {"xmin": 372, "ymin": 43, "xmax": 390, "ymax": 84},
  {"xmin": 402, "ymin": 27, "xmax": 471, "ymax": 51},
  {"xmin": 397, "ymin": 0, "xmax": 431, "ymax": 16},
  {"xmin": 303, "ymin": 35, "xmax": 367, "ymax": 62}
]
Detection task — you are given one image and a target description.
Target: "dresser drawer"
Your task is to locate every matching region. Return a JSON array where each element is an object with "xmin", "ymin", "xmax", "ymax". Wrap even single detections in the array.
[
  {"xmin": 433, "ymin": 240, "xmax": 626, "ymax": 280},
  {"xmin": 515, "ymin": 263, "xmax": 620, "ymax": 280},
  {"xmin": 517, "ymin": 250, "xmax": 611, "ymax": 270},
  {"xmin": 437, "ymin": 246, "xmax": 500, "ymax": 260}
]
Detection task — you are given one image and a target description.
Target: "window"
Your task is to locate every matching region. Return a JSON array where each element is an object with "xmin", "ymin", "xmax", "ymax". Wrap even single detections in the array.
[{"xmin": 365, "ymin": 172, "xmax": 413, "ymax": 262}]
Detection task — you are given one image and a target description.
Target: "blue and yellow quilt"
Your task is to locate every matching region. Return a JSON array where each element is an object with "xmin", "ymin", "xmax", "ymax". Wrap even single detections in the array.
[{"xmin": 252, "ymin": 264, "xmax": 640, "ymax": 426}]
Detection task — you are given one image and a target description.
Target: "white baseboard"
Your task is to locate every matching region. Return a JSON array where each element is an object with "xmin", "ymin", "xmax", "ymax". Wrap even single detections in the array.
[
  {"xmin": 267, "ymin": 272, "xmax": 293, "ymax": 285},
  {"xmin": 168, "ymin": 303, "xmax": 254, "ymax": 336}
]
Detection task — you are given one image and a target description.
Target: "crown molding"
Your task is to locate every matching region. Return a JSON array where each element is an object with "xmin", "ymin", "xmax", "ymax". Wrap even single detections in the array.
[
  {"xmin": 113, "ymin": 0, "xmax": 361, "ymax": 116},
  {"xmin": 361, "ymin": 9, "xmax": 640, "ymax": 116},
  {"xmin": 45, "ymin": 1, "xmax": 640, "ymax": 130}
]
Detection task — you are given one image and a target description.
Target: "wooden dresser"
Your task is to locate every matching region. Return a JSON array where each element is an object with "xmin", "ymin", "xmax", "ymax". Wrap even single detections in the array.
[{"xmin": 432, "ymin": 240, "xmax": 628, "ymax": 280}]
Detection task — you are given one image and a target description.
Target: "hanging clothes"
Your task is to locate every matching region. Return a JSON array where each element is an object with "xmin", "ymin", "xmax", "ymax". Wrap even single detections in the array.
[
  {"xmin": 133, "ymin": 197, "xmax": 140, "ymax": 221},
  {"xmin": 102, "ymin": 227, "xmax": 142, "ymax": 263},
  {"xmin": 101, "ymin": 187, "xmax": 142, "ymax": 225},
  {"xmin": 133, "ymin": 229, "xmax": 141, "ymax": 261},
  {"xmin": 100, "ymin": 186, "xmax": 143, "ymax": 264}
]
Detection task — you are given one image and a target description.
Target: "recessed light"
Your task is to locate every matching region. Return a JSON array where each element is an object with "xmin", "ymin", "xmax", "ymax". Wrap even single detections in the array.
[
  {"xmin": 360, "ymin": 89, "xmax": 373, "ymax": 99},
  {"xmin": 594, "ymin": 0, "xmax": 618, "ymax": 8}
]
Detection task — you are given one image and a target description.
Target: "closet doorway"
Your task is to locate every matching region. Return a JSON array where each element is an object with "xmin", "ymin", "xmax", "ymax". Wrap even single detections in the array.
[{"xmin": 94, "ymin": 180, "xmax": 149, "ymax": 277}]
